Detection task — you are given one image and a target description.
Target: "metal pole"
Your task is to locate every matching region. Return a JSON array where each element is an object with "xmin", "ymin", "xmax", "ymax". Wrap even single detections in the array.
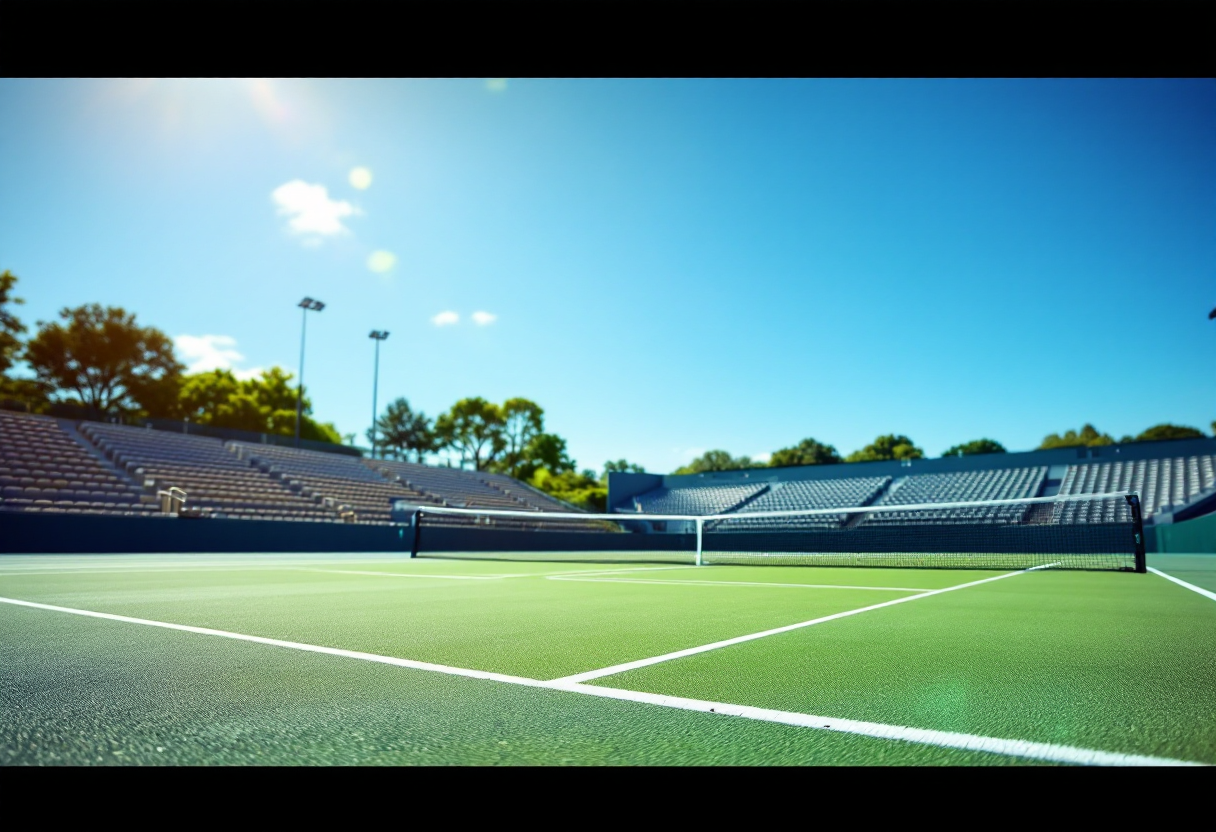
[
  {"xmin": 295, "ymin": 305, "xmax": 307, "ymax": 447},
  {"xmin": 371, "ymin": 337, "xmax": 380, "ymax": 459}
]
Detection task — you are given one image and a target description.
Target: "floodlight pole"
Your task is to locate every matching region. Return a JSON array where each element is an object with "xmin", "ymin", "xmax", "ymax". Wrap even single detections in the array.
[
  {"xmin": 295, "ymin": 297, "xmax": 324, "ymax": 447},
  {"xmin": 368, "ymin": 330, "xmax": 390, "ymax": 459}
]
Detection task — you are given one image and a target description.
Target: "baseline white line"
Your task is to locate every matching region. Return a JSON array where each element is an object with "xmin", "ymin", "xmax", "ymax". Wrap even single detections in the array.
[
  {"xmin": 0, "ymin": 592, "xmax": 1198, "ymax": 767},
  {"xmin": 1148, "ymin": 567, "xmax": 1216, "ymax": 603},
  {"xmin": 551, "ymin": 565, "xmax": 1056, "ymax": 685},
  {"xmin": 549, "ymin": 683, "xmax": 1201, "ymax": 767},
  {"xmin": 547, "ymin": 576, "xmax": 932, "ymax": 592}
]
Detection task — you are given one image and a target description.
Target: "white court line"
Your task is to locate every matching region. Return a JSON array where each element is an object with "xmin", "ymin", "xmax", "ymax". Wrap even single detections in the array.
[
  {"xmin": 0, "ymin": 592, "xmax": 1198, "ymax": 767},
  {"xmin": 551, "ymin": 565, "xmax": 1056, "ymax": 685},
  {"xmin": 1148, "ymin": 567, "xmax": 1216, "ymax": 603},
  {"xmin": 547, "ymin": 576, "xmax": 933, "ymax": 592}
]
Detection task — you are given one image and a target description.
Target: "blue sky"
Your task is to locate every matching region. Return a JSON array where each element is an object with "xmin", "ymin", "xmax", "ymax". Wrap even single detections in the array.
[{"xmin": 1, "ymin": 78, "xmax": 1213, "ymax": 472}]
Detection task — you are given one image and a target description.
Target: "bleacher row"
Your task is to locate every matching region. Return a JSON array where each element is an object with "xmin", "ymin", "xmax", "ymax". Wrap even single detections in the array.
[
  {"xmin": 0, "ymin": 411, "xmax": 575, "ymax": 523},
  {"xmin": 4, "ymin": 410, "xmax": 1215, "ymax": 529}
]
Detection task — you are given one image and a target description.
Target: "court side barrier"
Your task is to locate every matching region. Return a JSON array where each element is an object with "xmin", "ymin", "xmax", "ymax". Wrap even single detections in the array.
[{"xmin": 1152, "ymin": 510, "xmax": 1216, "ymax": 554}]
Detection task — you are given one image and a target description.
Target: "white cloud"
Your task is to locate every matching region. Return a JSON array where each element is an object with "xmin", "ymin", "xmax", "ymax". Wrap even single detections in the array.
[
  {"xmin": 485, "ymin": 78, "xmax": 508, "ymax": 93},
  {"xmin": 367, "ymin": 250, "xmax": 397, "ymax": 273},
  {"xmin": 349, "ymin": 166, "xmax": 373, "ymax": 190},
  {"xmin": 471, "ymin": 311, "xmax": 497, "ymax": 325},
  {"xmin": 271, "ymin": 180, "xmax": 359, "ymax": 239},
  {"xmin": 431, "ymin": 311, "xmax": 459, "ymax": 326},
  {"xmin": 175, "ymin": 334, "xmax": 262, "ymax": 380}
]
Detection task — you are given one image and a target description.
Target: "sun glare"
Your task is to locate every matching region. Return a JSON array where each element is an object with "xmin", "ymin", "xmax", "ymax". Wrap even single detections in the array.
[{"xmin": 349, "ymin": 167, "xmax": 373, "ymax": 190}]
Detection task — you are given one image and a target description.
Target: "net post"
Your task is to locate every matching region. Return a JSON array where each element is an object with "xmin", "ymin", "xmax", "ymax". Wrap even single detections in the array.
[
  {"xmin": 410, "ymin": 509, "xmax": 422, "ymax": 558},
  {"xmin": 695, "ymin": 518, "xmax": 704, "ymax": 566},
  {"xmin": 1125, "ymin": 494, "xmax": 1146, "ymax": 573}
]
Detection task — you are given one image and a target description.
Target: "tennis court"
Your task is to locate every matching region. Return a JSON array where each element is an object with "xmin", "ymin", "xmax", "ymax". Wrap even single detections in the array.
[{"xmin": 2, "ymin": 549, "xmax": 1213, "ymax": 765}]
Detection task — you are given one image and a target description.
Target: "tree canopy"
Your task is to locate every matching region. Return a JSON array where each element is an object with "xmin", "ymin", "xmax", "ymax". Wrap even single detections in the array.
[
  {"xmin": 845, "ymin": 434, "xmax": 924, "ymax": 463},
  {"xmin": 435, "ymin": 397, "xmax": 506, "ymax": 471},
  {"xmin": 941, "ymin": 438, "xmax": 1006, "ymax": 457},
  {"xmin": 1038, "ymin": 424, "xmax": 1114, "ymax": 450},
  {"xmin": 498, "ymin": 397, "xmax": 546, "ymax": 478},
  {"xmin": 769, "ymin": 437, "xmax": 842, "ymax": 467},
  {"xmin": 604, "ymin": 459, "xmax": 646, "ymax": 475},
  {"xmin": 372, "ymin": 397, "xmax": 437, "ymax": 461},
  {"xmin": 673, "ymin": 450, "xmax": 756, "ymax": 475},
  {"xmin": 1131, "ymin": 424, "xmax": 1205, "ymax": 443},
  {"xmin": 25, "ymin": 304, "xmax": 184, "ymax": 416},
  {"xmin": 179, "ymin": 367, "xmax": 340, "ymax": 443},
  {"xmin": 0, "ymin": 269, "xmax": 26, "ymax": 379}
]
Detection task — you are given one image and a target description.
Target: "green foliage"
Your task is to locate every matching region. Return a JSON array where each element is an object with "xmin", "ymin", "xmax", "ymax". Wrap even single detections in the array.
[
  {"xmin": 846, "ymin": 434, "xmax": 924, "ymax": 463},
  {"xmin": 673, "ymin": 450, "xmax": 755, "ymax": 475},
  {"xmin": 372, "ymin": 398, "xmax": 437, "ymax": 461},
  {"xmin": 769, "ymin": 438, "xmax": 842, "ymax": 467},
  {"xmin": 529, "ymin": 467, "xmax": 607, "ymax": 512},
  {"xmin": 0, "ymin": 269, "xmax": 27, "ymax": 378},
  {"xmin": 498, "ymin": 398, "xmax": 546, "ymax": 478},
  {"xmin": 25, "ymin": 304, "xmax": 185, "ymax": 416},
  {"xmin": 1133, "ymin": 424, "xmax": 1205, "ymax": 443},
  {"xmin": 435, "ymin": 397, "xmax": 506, "ymax": 471},
  {"xmin": 604, "ymin": 459, "xmax": 645, "ymax": 476},
  {"xmin": 1038, "ymin": 424, "xmax": 1114, "ymax": 450},
  {"xmin": 516, "ymin": 432, "xmax": 574, "ymax": 480},
  {"xmin": 179, "ymin": 367, "xmax": 339, "ymax": 443},
  {"xmin": 941, "ymin": 438, "xmax": 1007, "ymax": 457}
]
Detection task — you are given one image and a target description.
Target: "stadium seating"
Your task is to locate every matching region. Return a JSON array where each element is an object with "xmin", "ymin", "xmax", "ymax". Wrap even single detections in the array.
[
  {"xmin": 231, "ymin": 442, "xmax": 437, "ymax": 524},
  {"xmin": 627, "ymin": 482, "xmax": 767, "ymax": 515},
  {"xmin": 0, "ymin": 410, "xmax": 160, "ymax": 516},
  {"xmin": 372, "ymin": 459, "xmax": 539, "ymax": 510},
  {"xmin": 1057, "ymin": 456, "xmax": 1216, "ymax": 522},
  {"xmin": 712, "ymin": 476, "xmax": 892, "ymax": 529},
  {"xmin": 80, "ymin": 423, "xmax": 337, "ymax": 522},
  {"xmin": 861, "ymin": 467, "xmax": 1047, "ymax": 526}
]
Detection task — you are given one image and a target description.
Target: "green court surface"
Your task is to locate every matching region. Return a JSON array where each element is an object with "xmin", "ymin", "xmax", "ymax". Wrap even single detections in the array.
[{"xmin": 1, "ymin": 552, "xmax": 1213, "ymax": 766}]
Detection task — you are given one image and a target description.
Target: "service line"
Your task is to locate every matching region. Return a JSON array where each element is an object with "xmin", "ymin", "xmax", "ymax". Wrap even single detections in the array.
[
  {"xmin": 550, "ymin": 565, "xmax": 1057, "ymax": 684},
  {"xmin": 1148, "ymin": 567, "xmax": 1216, "ymax": 603}
]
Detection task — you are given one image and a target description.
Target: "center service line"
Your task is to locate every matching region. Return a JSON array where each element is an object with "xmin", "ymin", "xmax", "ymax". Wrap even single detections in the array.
[
  {"xmin": 0, "ymin": 591, "xmax": 1199, "ymax": 767},
  {"xmin": 550, "ymin": 564, "xmax": 1057, "ymax": 685}
]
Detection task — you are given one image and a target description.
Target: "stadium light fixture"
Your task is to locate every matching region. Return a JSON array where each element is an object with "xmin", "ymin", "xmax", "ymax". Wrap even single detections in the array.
[
  {"xmin": 295, "ymin": 297, "xmax": 325, "ymax": 447},
  {"xmin": 368, "ymin": 330, "xmax": 390, "ymax": 459}
]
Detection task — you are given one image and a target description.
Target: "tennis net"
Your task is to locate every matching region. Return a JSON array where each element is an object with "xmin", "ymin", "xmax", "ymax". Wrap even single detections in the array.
[{"xmin": 390, "ymin": 492, "xmax": 1146, "ymax": 572}]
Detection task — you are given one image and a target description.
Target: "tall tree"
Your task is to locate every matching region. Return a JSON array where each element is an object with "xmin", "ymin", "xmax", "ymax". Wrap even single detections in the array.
[
  {"xmin": 673, "ymin": 450, "xmax": 755, "ymax": 475},
  {"xmin": 941, "ymin": 439, "xmax": 1006, "ymax": 457},
  {"xmin": 846, "ymin": 434, "xmax": 924, "ymax": 463},
  {"xmin": 769, "ymin": 438, "xmax": 842, "ymax": 467},
  {"xmin": 373, "ymin": 398, "xmax": 437, "ymax": 461},
  {"xmin": 1133, "ymin": 424, "xmax": 1205, "ymax": 443},
  {"xmin": 435, "ymin": 397, "xmax": 505, "ymax": 471},
  {"xmin": 604, "ymin": 459, "xmax": 645, "ymax": 476},
  {"xmin": 0, "ymin": 269, "xmax": 26, "ymax": 378},
  {"xmin": 1038, "ymin": 424, "xmax": 1114, "ymax": 450},
  {"xmin": 179, "ymin": 367, "xmax": 340, "ymax": 443},
  {"xmin": 499, "ymin": 397, "xmax": 545, "ymax": 477},
  {"xmin": 25, "ymin": 304, "xmax": 184, "ymax": 415}
]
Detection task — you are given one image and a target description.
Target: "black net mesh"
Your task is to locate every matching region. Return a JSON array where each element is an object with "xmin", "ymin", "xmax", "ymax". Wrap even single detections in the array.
[{"xmin": 403, "ymin": 494, "xmax": 1142, "ymax": 571}]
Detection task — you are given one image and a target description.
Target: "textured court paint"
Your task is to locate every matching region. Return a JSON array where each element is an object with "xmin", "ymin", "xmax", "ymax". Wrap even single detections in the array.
[
  {"xmin": 1148, "ymin": 567, "xmax": 1216, "ymax": 602},
  {"xmin": 547, "ymin": 576, "xmax": 934, "ymax": 592},
  {"xmin": 0, "ymin": 563, "xmax": 912, "ymax": 680},
  {"xmin": 0, "ymin": 596, "xmax": 1196, "ymax": 766},
  {"xmin": 554, "ymin": 567, "xmax": 1043, "ymax": 684},
  {"xmin": 0, "ymin": 603, "xmax": 1027, "ymax": 766},
  {"xmin": 600, "ymin": 569, "xmax": 1216, "ymax": 763},
  {"xmin": 3, "ymin": 554, "xmax": 1214, "ymax": 765},
  {"xmin": 1148, "ymin": 555, "xmax": 1216, "ymax": 595}
]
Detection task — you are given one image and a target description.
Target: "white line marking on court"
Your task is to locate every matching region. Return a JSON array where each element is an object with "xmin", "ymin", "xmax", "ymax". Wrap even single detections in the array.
[
  {"xmin": 1148, "ymin": 567, "xmax": 1216, "ymax": 603},
  {"xmin": 547, "ymin": 683, "xmax": 1201, "ymax": 767},
  {"xmin": 0, "ymin": 595, "xmax": 548, "ymax": 687},
  {"xmin": 551, "ymin": 565, "xmax": 1057, "ymax": 685},
  {"xmin": 0, "ymin": 591, "xmax": 1199, "ymax": 767},
  {"xmin": 298, "ymin": 568, "xmax": 506, "ymax": 581},
  {"xmin": 547, "ymin": 576, "xmax": 933, "ymax": 592}
]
